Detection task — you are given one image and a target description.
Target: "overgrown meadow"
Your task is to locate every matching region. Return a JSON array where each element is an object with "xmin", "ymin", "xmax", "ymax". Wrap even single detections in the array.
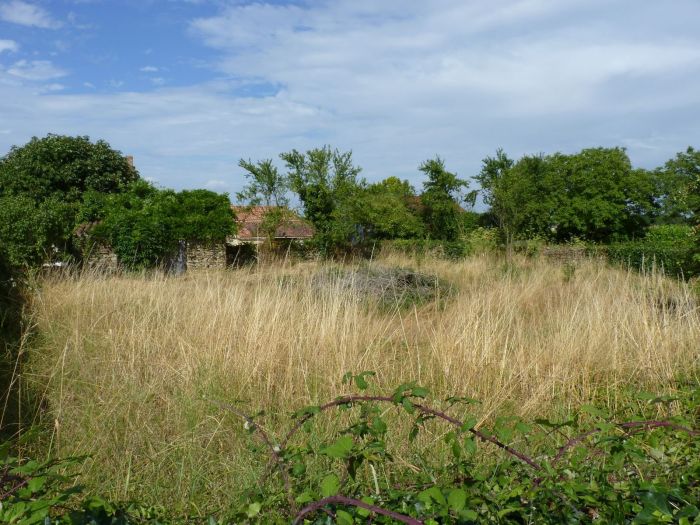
[{"xmin": 5, "ymin": 252, "xmax": 699, "ymax": 523}]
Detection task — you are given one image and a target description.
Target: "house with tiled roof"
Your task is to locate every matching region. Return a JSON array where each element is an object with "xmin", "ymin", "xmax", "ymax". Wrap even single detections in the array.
[{"xmin": 229, "ymin": 205, "xmax": 314, "ymax": 244}]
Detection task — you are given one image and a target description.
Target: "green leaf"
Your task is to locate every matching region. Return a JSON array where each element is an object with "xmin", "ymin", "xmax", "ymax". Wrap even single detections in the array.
[
  {"xmin": 411, "ymin": 386, "xmax": 429, "ymax": 398},
  {"xmin": 354, "ymin": 371, "xmax": 376, "ymax": 391},
  {"xmin": 357, "ymin": 497, "xmax": 374, "ymax": 517},
  {"xmin": 295, "ymin": 491, "xmax": 314, "ymax": 504},
  {"xmin": 401, "ymin": 397, "xmax": 415, "ymax": 414},
  {"xmin": 448, "ymin": 488, "xmax": 467, "ymax": 511},
  {"xmin": 463, "ymin": 436, "xmax": 476, "ymax": 455},
  {"xmin": 26, "ymin": 476, "xmax": 47, "ymax": 493},
  {"xmin": 418, "ymin": 486, "xmax": 447, "ymax": 507},
  {"xmin": 580, "ymin": 405, "xmax": 609, "ymax": 418},
  {"xmin": 336, "ymin": 509, "xmax": 354, "ymax": 525},
  {"xmin": 371, "ymin": 416, "xmax": 387, "ymax": 435},
  {"xmin": 321, "ymin": 436, "xmax": 354, "ymax": 459},
  {"xmin": 460, "ymin": 509, "xmax": 478, "ymax": 521},
  {"xmin": 461, "ymin": 416, "xmax": 478, "ymax": 432},
  {"xmin": 320, "ymin": 474, "xmax": 340, "ymax": 497},
  {"xmin": 246, "ymin": 502, "xmax": 261, "ymax": 518}
]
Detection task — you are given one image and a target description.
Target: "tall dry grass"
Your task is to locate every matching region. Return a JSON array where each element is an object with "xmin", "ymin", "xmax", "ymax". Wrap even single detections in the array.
[{"xmin": 18, "ymin": 255, "xmax": 700, "ymax": 511}]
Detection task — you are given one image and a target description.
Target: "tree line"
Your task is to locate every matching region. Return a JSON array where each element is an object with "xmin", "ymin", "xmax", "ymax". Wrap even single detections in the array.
[{"xmin": 0, "ymin": 134, "xmax": 698, "ymax": 275}]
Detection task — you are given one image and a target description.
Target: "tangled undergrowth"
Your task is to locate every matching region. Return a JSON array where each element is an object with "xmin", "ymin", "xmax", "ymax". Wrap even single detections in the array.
[{"xmin": 3, "ymin": 373, "xmax": 699, "ymax": 524}]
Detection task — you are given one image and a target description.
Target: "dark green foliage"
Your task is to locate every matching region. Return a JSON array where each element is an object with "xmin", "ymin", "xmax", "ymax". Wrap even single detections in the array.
[
  {"xmin": 0, "ymin": 250, "xmax": 25, "ymax": 440},
  {"xmin": 361, "ymin": 177, "xmax": 425, "ymax": 240},
  {"xmin": 0, "ymin": 195, "xmax": 75, "ymax": 267},
  {"xmin": 223, "ymin": 376, "xmax": 700, "ymax": 524},
  {"xmin": 653, "ymin": 146, "xmax": 700, "ymax": 225},
  {"xmin": 476, "ymin": 147, "xmax": 656, "ymax": 243},
  {"xmin": 0, "ymin": 135, "xmax": 137, "ymax": 204},
  {"xmin": 281, "ymin": 146, "xmax": 365, "ymax": 255},
  {"xmin": 93, "ymin": 182, "xmax": 235, "ymax": 270},
  {"xmin": 0, "ymin": 135, "xmax": 138, "ymax": 269},
  {"xmin": 606, "ymin": 224, "xmax": 698, "ymax": 278},
  {"xmin": 3, "ymin": 378, "xmax": 699, "ymax": 523},
  {"xmin": 419, "ymin": 157, "xmax": 475, "ymax": 241}
]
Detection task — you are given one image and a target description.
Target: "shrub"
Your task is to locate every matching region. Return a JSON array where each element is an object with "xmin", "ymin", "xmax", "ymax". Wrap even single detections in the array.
[
  {"xmin": 220, "ymin": 373, "xmax": 700, "ymax": 524},
  {"xmin": 607, "ymin": 224, "xmax": 698, "ymax": 278}
]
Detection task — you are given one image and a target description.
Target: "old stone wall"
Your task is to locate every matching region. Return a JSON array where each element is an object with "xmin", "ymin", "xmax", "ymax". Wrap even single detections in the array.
[
  {"xmin": 541, "ymin": 245, "xmax": 591, "ymax": 264},
  {"xmin": 186, "ymin": 242, "xmax": 226, "ymax": 270},
  {"xmin": 83, "ymin": 242, "xmax": 119, "ymax": 273}
]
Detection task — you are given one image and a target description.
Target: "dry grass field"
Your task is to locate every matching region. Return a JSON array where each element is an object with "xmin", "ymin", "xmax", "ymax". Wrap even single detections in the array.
[{"xmin": 16, "ymin": 254, "xmax": 700, "ymax": 512}]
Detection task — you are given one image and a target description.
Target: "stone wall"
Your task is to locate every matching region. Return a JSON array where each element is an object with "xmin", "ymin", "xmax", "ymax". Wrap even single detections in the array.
[
  {"xmin": 83, "ymin": 242, "xmax": 119, "ymax": 273},
  {"xmin": 541, "ymin": 245, "xmax": 590, "ymax": 264},
  {"xmin": 186, "ymin": 242, "xmax": 226, "ymax": 270}
]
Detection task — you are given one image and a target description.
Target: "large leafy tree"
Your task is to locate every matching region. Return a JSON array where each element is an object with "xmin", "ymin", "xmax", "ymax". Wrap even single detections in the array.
[
  {"xmin": 0, "ymin": 134, "xmax": 137, "ymax": 203},
  {"xmin": 0, "ymin": 195, "xmax": 74, "ymax": 267},
  {"xmin": 477, "ymin": 147, "xmax": 655, "ymax": 243},
  {"xmin": 653, "ymin": 147, "xmax": 700, "ymax": 225},
  {"xmin": 0, "ymin": 135, "xmax": 138, "ymax": 267},
  {"xmin": 361, "ymin": 177, "xmax": 425, "ymax": 240},
  {"xmin": 281, "ymin": 146, "xmax": 365, "ymax": 254},
  {"xmin": 419, "ymin": 157, "xmax": 475, "ymax": 241},
  {"xmin": 475, "ymin": 148, "xmax": 517, "ymax": 247}
]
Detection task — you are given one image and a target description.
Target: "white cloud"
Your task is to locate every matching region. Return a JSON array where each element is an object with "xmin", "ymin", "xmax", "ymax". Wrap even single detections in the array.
[
  {"xmin": 0, "ymin": 40, "xmax": 19, "ymax": 54},
  {"xmin": 189, "ymin": 0, "xmax": 700, "ymax": 118},
  {"xmin": 204, "ymin": 179, "xmax": 229, "ymax": 191},
  {"xmin": 6, "ymin": 60, "xmax": 67, "ymax": 81},
  {"xmin": 140, "ymin": 66, "xmax": 159, "ymax": 72},
  {"xmin": 0, "ymin": 1, "xmax": 61, "ymax": 29},
  {"xmin": 0, "ymin": 0, "xmax": 699, "ymax": 195}
]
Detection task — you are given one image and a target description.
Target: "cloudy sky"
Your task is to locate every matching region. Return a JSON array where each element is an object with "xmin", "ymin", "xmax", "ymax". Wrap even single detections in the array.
[{"xmin": 1, "ymin": 0, "xmax": 699, "ymax": 198}]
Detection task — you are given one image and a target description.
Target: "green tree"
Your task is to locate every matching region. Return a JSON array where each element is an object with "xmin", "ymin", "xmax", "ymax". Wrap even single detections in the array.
[
  {"xmin": 477, "ymin": 148, "xmax": 655, "ymax": 244},
  {"xmin": 361, "ymin": 177, "xmax": 425, "ymax": 239},
  {"xmin": 419, "ymin": 156, "xmax": 475, "ymax": 241},
  {"xmin": 0, "ymin": 195, "xmax": 75, "ymax": 267},
  {"xmin": 0, "ymin": 134, "xmax": 137, "ymax": 203},
  {"xmin": 281, "ymin": 146, "xmax": 365, "ymax": 254},
  {"xmin": 475, "ymin": 149, "xmax": 517, "ymax": 249},
  {"xmin": 236, "ymin": 158, "xmax": 289, "ymax": 207},
  {"xmin": 547, "ymin": 148, "xmax": 654, "ymax": 242},
  {"xmin": 236, "ymin": 158, "xmax": 292, "ymax": 248},
  {"xmin": 0, "ymin": 135, "xmax": 138, "ymax": 268},
  {"xmin": 653, "ymin": 147, "xmax": 700, "ymax": 224}
]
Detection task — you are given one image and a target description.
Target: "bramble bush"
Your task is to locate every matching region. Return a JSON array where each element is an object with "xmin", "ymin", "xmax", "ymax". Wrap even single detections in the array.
[
  {"xmin": 3, "ymin": 373, "xmax": 698, "ymax": 524},
  {"xmin": 219, "ymin": 372, "xmax": 700, "ymax": 524}
]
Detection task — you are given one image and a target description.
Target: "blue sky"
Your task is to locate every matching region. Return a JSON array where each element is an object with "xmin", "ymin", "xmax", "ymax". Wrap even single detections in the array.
[{"xmin": 1, "ymin": 0, "xmax": 699, "ymax": 199}]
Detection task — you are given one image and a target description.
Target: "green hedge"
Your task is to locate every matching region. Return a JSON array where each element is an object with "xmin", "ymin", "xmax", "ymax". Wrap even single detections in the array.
[{"xmin": 606, "ymin": 224, "xmax": 698, "ymax": 278}]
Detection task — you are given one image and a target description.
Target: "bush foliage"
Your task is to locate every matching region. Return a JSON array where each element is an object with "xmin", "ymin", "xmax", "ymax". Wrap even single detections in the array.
[
  {"xmin": 606, "ymin": 224, "xmax": 698, "ymax": 278},
  {"xmin": 3, "ymin": 375, "xmax": 698, "ymax": 524}
]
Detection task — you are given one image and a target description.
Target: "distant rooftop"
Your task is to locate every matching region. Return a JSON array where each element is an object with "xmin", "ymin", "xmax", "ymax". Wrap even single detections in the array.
[{"xmin": 231, "ymin": 205, "xmax": 314, "ymax": 240}]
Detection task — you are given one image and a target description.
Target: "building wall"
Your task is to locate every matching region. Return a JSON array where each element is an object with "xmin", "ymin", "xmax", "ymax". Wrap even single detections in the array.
[
  {"xmin": 186, "ymin": 242, "xmax": 226, "ymax": 270},
  {"xmin": 83, "ymin": 242, "xmax": 119, "ymax": 273}
]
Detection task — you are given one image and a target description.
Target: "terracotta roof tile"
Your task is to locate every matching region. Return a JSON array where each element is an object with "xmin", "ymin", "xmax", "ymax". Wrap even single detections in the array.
[{"xmin": 231, "ymin": 206, "xmax": 314, "ymax": 240}]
